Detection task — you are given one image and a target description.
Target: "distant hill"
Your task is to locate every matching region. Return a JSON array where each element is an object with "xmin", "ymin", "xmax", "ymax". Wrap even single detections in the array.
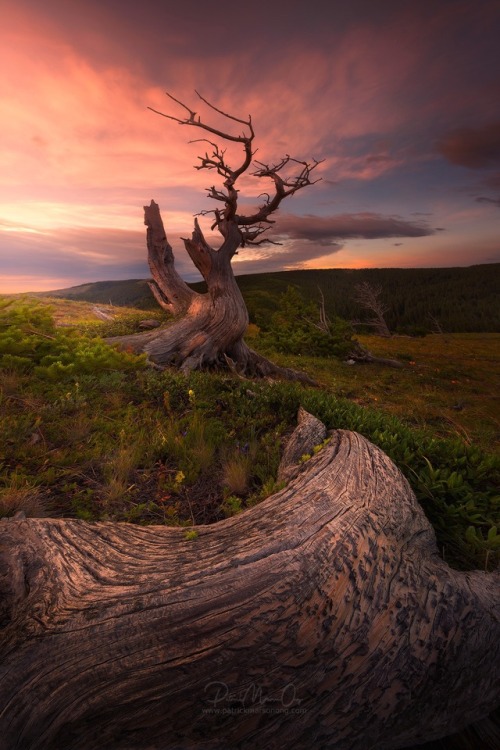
[
  {"xmin": 41, "ymin": 264, "xmax": 500, "ymax": 333},
  {"xmin": 44, "ymin": 278, "xmax": 156, "ymax": 309}
]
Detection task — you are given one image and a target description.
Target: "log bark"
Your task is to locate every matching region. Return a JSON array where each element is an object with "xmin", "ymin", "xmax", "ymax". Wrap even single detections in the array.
[{"xmin": 1, "ymin": 412, "xmax": 498, "ymax": 749}]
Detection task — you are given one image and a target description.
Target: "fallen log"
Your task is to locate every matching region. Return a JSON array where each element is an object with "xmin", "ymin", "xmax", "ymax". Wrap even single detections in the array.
[{"xmin": 0, "ymin": 411, "xmax": 498, "ymax": 749}]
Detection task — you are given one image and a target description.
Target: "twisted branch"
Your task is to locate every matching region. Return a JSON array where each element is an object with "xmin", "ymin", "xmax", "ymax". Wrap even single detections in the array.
[{"xmin": 149, "ymin": 92, "xmax": 322, "ymax": 247}]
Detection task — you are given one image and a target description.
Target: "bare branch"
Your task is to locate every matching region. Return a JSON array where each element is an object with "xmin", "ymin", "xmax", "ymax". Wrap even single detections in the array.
[
  {"xmin": 240, "ymin": 223, "xmax": 280, "ymax": 246},
  {"xmin": 206, "ymin": 187, "xmax": 229, "ymax": 203},
  {"xmin": 149, "ymin": 92, "xmax": 253, "ymax": 144},
  {"xmin": 194, "ymin": 90, "xmax": 254, "ymax": 134},
  {"xmin": 238, "ymin": 156, "xmax": 323, "ymax": 227},
  {"xmin": 427, "ymin": 313, "xmax": 444, "ymax": 335},
  {"xmin": 165, "ymin": 91, "xmax": 198, "ymax": 120},
  {"xmin": 148, "ymin": 92, "xmax": 322, "ymax": 248}
]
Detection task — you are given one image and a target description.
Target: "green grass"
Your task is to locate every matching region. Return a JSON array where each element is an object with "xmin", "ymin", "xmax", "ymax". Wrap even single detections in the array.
[
  {"xmin": 0, "ymin": 297, "xmax": 498, "ymax": 571},
  {"xmin": 246, "ymin": 331, "xmax": 500, "ymax": 452}
]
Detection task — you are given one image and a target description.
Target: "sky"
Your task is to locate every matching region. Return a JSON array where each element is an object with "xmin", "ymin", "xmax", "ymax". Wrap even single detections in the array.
[{"xmin": 1, "ymin": 0, "xmax": 499, "ymax": 293}]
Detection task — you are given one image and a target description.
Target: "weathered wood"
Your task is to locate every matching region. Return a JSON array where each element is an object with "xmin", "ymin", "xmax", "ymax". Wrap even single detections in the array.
[
  {"xmin": 108, "ymin": 202, "xmax": 316, "ymax": 382},
  {"xmin": 1, "ymin": 412, "xmax": 498, "ymax": 749},
  {"xmin": 277, "ymin": 405, "xmax": 327, "ymax": 482},
  {"xmin": 144, "ymin": 199, "xmax": 196, "ymax": 316},
  {"xmin": 108, "ymin": 208, "xmax": 249, "ymax": 373},
  {"xmin": 109, "ymin": 98, "xmax": 393, "ymax": 380},
  {"xmin": 105, "ymin": 94, "xmax": 323, "ymax": 380},
  {"xmin": 350, "ymin": 349, "xmax": 405, "ymax": 368}
]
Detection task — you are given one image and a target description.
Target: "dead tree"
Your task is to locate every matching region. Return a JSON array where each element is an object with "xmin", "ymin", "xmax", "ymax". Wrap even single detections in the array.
[
  {"xmin": 353, "ymin": 281, "xmax": 392, "ymax": 337},
  {"xmin": 428, "ymin": 313, "xmax": 451, "ymax": 342},
  {"xmin": 1, "ymin": 410, "xmax": 498, "ymax": 750},
  {"xmin": 317, "ymin": 286, "xmax": 330, "ymax": 334},
  {"xmin": 107, "ymin": 92, "xmax": 321, "ymax": 382},
  {"xmin": 311, "ymin": 286, "xmax": 403, "ymax": 367}
]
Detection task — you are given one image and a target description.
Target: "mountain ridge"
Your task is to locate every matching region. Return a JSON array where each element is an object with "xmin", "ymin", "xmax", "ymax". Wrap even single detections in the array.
[{"xmin": 35, "ymin": 264, "xmax": 500, "ymax": 333}]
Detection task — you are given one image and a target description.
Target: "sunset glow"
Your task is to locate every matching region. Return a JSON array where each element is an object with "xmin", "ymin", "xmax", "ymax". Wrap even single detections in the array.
[{"xmin": 1, "ymin": 0, "xmax": 499, "ymax": 293}]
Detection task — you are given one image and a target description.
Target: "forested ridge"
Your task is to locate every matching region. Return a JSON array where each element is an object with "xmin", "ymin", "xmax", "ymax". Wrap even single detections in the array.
[
  {"xmin": 233, "ymin": 264, "xmax": 500, "ymax": 333},
  {"xmin": 43, "ymin": 264, "xmax": 500, "ymax": 333}
]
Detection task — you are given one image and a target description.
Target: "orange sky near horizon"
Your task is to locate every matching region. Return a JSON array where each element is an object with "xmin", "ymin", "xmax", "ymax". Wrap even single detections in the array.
[{"xmin": 1, "ymin": 0, "xmax": 499, "ymax": 293}]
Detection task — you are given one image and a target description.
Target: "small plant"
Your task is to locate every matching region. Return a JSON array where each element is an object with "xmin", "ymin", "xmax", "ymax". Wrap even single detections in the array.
[
  {"xmin": 173, "ymin": 470, "xmax": 185, "ymax": 490},
  {"xmin": 253, "ymin": 477, "xmax": 286, "ymax": 503},
  {"xmin": 184, "ymin": 529, "xmax": 199, "ymax": 541},
  {"xmin": 313, "ymin": 437, "xmax": 331, "ymax": 454},
  {"xmin": 0, "ymin": 298, "xmax": 147, "ymax": 377},
  {"xmin": 220, "ymin": 495, "xmax": 243, "ymax": 517},
  {"xmin": 0, "ymin": 479, "xmax": 47, "ymax": 518},
  {"xmin": 222, "ymin": 454, "xmax": 251, "ymax": 496}
]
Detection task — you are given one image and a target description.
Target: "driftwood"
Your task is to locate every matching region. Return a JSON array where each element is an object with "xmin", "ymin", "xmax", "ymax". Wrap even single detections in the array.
[
  {"xmin": 0, "ymin": 411, "xmax": 499, "ymax": 749},
  {"xmin": 91, "ymin": 305, "xmax": 115, "ymax": 322}
]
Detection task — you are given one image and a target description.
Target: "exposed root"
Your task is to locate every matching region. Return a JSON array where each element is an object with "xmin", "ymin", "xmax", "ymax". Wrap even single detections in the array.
[
  {"xmin": 108, "ymin": 325, "xmax": 318, "ymax": 384},
  {"xmin": 228, "ymin": 340, "xmax": 318, "ymax": 385},
  {"xmin": 1, "ymin": 416, "xmax": 499, "ymax": 749}
]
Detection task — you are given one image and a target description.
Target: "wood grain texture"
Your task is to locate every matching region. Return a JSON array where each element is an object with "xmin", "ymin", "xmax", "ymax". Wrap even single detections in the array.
[
  {"xmin": 1, "ymin": 414, "xmax": 498, "ymax": 749},
  {"xmin": 106, "ymin": 202, "xmax": 316, "ymax": 383}
]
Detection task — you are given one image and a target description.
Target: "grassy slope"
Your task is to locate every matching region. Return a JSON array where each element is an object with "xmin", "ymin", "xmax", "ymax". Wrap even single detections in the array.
[
  {"xmin": 7, "ymin": 296, "xmax": 499, "ymax": 450},
  {"xmin": 39, "ymin": 296, "xmax": 498, "ymax": 450},
  {"xmin": 36, "ymin": 279, "xmax": 157, "ymax": 309},
  {"xmin": 1, "ymin": 296, "xmax": 498, "ymax": 571},
  {"xmin": 247, "ymin": 332, "xmax": 500, "ymax": 451}
]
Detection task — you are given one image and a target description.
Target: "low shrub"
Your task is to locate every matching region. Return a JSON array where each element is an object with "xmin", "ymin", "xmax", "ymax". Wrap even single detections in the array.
[
  {"xmin": 0, "ymin": 298, "xmax": 147, "ymax": 377},
  {"xmin": 257, "ymin": 286, "xmax": 356, "ymax": 358}
]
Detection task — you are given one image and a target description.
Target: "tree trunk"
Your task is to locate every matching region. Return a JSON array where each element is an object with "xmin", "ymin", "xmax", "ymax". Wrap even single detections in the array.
[
  {"xmin": 107, "ymin": 201, "xmax": 315, "ymax": 383},
  {"xmin": 1, "ymin": 411, "xmax": 498, "ymax": 750}
]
